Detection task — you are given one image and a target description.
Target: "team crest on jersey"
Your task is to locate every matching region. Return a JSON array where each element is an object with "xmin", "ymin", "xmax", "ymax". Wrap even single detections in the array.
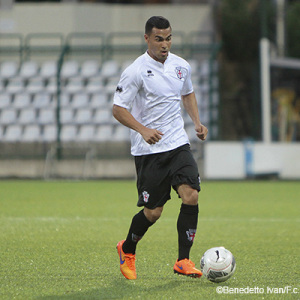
[
  {"xmin": 186, "ymin": 229, "xmax": 196, "ymax": 242},
  {"xmin": 142, "ymin": 191, "xmax": 150, "ymax": 203},
  {"xmin": 175, "ymin": 67, "xmax": 187, "ymax": 80}
]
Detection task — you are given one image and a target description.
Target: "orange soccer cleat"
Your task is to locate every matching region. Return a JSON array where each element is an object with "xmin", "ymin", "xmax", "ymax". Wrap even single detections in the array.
[
  {"xmin": 116, "ymin": 240, "xmax": 137, "ymax": 280},
  {"xmin": 173, "ymin": 258, "xmax": 203, "ymax": 278}
]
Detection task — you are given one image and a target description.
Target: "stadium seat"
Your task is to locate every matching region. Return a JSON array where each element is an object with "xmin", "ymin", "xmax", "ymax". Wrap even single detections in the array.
[
  {"xmin": 0, "ymin": 108, "xmax": 17, "ymax": 125},
  {"xmin": 85, "ymin": 76, "xmax": 104, "ymax": 93},
  {"xmin": 94, "ymin": 124, "xmax": 113, "ymax": 141},
  {"xmin": 77, "ymin": 125, "xmax": 95, "ymax": 142},
  {"xmin": 18, "ymin": 108, "xmax": 36, "ymax": 125},
  {"xmin": 60, "ymin": 108, "xmax": 74, "ymax": 124},
  {"xmin": 38, "ymin": 108, "xmax": 55, "ymax": 124},
  {"xmin": 33, "ymin": 93, "xmax": 52, "ymax": 109},
  {"xmin": 61, "ymin": 60, "xmax": 79, "ymax": 79},
  {"xmin": 19, "ymin": 61, "xmax": 39, "ymax": 79},
  {"xmin": 94, "ymin": 108, "xmax": 111, "ymax": 124},
  {"xmin": 81, "ymin": 60, "xmax": 100, "ymax": 78},
  {"xmin": 90, "ymin": 92, "xmax": 108, "ymax": 109},
  {"xmin": 64, "ymin": 77, "xmax": 84, "ymax": 94},
  {"xmin": 60, "ymin": 125, "xmax": 77, "ymax": 142},
  {"xmin": 45, "ymin": 77, "xmax": 57, "ymax": 94},
  {"xmin": 75, "ymin": 108, "xmax": 93, "ymax": 124},
  {"xmin": 72, "ymin": 93, "xmax": 90, "ymax": 109},
  {"xmin": 40, "ymin": 61, "xmax": 57, "ymax": 79},
  {"xmin": 58, "ymin": 92, "xmax": 71, "ymax": 108},
  {"xmin": 22, "ymin": 124, "xmax": 41, "ymax": 142},
  {"xmin": 0, "ymin": 93, "xmax": 12, "ymax": 109},
  {"xmin": 13, "ymin": 93, "xmax": 31, "ymax": 109},
  {"xmin": 0, "ymin": 61, "xmax": 18, "ymax": 79},
  {"xmin": 6, "ymin": 77, "xmax": 24, "ymax": 94},
  {"xmin": 27, "ymin": 77, "xmax": 45, "ymax": 94},
  {"xmin": 43, "ymin": 124, "xmax": 56, "ymax": 142},
  {"xmin": 113, "ymin": 125, "xmax": 130, "ymax": 141},
  {"xmin": 3, "ymin": 125, "xmax": 22, "ymax": 142},
  {"xmin": 100, "ymin": 60, "xmax": 119, "ymax": 78}
]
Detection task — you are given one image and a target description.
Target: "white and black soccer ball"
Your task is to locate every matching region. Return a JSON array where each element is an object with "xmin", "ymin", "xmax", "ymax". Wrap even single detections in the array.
[{"xmin": 200, "ymin": 247, "xmax": 236, "ymax": 283}]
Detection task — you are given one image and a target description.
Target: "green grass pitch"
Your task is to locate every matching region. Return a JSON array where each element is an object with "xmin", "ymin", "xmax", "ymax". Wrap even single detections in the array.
[{"xmin": 0, "ymin": 180, "xmax": 299, "ymax": 299}]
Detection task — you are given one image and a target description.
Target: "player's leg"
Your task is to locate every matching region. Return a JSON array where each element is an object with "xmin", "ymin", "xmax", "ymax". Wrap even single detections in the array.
[
  {"xmin": 122, "ymin": 206, "xmax": 163, "ymax": 254},
  {"xmin": 170, "ymin": 145, "xmax": 202, "ymax": 277},
  {"xmin": 117, "ymin": 207, "xmax": 161, "ymax": 280},
  {"xmin": 117, "ymin": 152, "xmax": 170, "ymax": 280},
  {"xmin": 173, "ymin": 184, "xmax": 202, "ymax": 277}
]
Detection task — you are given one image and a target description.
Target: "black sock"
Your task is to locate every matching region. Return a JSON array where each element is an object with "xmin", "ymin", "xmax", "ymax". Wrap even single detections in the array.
[
  {"xmin": 122, "ymin": 209, "xmax": 154, "ymax": 254},
  {"xmin": 177, "ymin": 203, "xmax": 199, "ymax": 261}
]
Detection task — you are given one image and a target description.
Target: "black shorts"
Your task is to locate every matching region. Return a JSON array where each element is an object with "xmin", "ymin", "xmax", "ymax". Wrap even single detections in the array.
[{"xmin": 134, "ymin": 144, "xmax": 200, "ymax": 209}]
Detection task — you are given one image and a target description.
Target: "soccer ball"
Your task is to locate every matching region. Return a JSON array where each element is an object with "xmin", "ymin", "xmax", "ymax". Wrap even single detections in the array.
[{"xmin": 200, "ymin": 247, "xmax": 236, "ymax": 283}]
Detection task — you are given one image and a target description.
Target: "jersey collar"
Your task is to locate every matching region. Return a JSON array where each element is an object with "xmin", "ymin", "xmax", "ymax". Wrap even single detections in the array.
[{"xmin": 145, "ymin": 51, "xmax": 171, "ymax": 68}]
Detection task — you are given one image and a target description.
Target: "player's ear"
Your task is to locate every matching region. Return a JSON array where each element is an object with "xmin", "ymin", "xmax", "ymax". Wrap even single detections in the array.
[{"xmin": 144, "ymin": 34, "xmax": 149, "ymax": 43}]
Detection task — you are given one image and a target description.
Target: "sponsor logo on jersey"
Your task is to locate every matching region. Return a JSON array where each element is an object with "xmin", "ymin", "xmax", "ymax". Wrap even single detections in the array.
[{"xmin": 147, "ymin": 70, "xmax": 154, "ymax": 77}]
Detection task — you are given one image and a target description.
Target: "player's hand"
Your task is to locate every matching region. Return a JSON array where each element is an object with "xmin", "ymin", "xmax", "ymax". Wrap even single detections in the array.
[
  {"xmin": 195, "ymin": 123, "xmax": 208, "ymax": 141},
  {"xmin": 141, "ymin": 127, "xmax": 164, "ymax": 145}
]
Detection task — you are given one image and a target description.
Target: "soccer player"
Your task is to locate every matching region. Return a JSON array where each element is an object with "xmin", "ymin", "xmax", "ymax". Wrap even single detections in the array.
[{"xmin": 113, "ymin": 16, "xmax": 208, "ymax": 280}]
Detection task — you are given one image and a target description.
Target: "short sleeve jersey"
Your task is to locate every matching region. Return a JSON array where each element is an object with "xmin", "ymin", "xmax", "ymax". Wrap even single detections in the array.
[{"xmin": 113, "ymin": 51, "xmax": 194, "ymax": 156}]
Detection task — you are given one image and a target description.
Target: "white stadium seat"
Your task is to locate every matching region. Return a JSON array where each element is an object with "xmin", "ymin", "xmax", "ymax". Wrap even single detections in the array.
[
  {"xmin": 0, "ymin": 109, "xmax": 17, "ymax": 125},
  {"xmin": 100, "ymin": 60, "xmax": 119, "ymax": 78},
  {"xmin": 40, "ymin": 61, "xmax": 57, "ymax": 79},
  {"xmin": 94, "ymin": 108, "xmax": 111, "ymax": 124},
  {"xmin": 77, "ymin": 125, "xmax": 95, "ymax": 141},
  {"xmin": 0, "ymin": 61, "xmax": 18, "ymax": 79},
  {"xmin": 6, "ymin": 77, "xmax": 24, "ymax": 94},
  {"xmin": 18, "ymin": 108, "xmax": 36, "ymax": 125},
  {"xmin": 13, "ymin": 93, "xmax": 31, "ymax": 109},
  {"xmin": 61, "ymin": 60, "xmax": 79, "ymax": 79},
  {"xmin": 90, "ymin": 92, "xmax": 108, "ymax": 109},
  {"xmin": 72, "ymin": 93, "xmax": 89, "ymax": 109},
  {"xmin": 27, "ymin": 77, "xmax": 45, "ymax": 94},
  {"xmin": 33, "ymin": 93, "xmax": 52, "ymax": 109},
  {"xmin": 0, "ymin": 93, "xmax": 12, "ymax": 109},
  {"xmin": 60, "ymin": 108, "xmax": 74, "ymax": 124},
  {"xmin": 81, "ymin": 60, "xmax": 100, "ymax": 78},
  {"xmin": 19, "ymin": 61, "xmax": 39, "ymax": 79},
  {"xmin": 22, "ymin": 125, "xmax": 41, "ymax": 142},
  {"xmin": 61, "ymin": 125, "xmax": 77, "ymax": 142},
  {"xmin": 75, "ymin": 109, "xmax": 93, "ymax": 124},
  {"xmin": 38, "ymin": 108, "xmax": 55, "ymax": 124},
  {"xmin": 94, "ymin": 125, "xmax": 113, "ymax": 142},
  {"xmin": 3, "ymin": 125, "xmax": 22, "ymax": 142},
  {"xmin": 43, "ymin": 124, "xmax": 56, "ymax": 142}
]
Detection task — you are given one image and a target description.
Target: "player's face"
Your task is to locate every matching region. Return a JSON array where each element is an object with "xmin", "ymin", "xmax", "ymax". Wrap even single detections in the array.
[{"xmin": 144, "ymin": 27, "xmax": 172, "ymax": 63}]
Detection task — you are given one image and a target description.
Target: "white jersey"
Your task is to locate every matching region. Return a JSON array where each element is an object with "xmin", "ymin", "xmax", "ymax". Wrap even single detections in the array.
[{"xmin": 113, "ymin": 51, "xmax": 194, "ymax": 156}]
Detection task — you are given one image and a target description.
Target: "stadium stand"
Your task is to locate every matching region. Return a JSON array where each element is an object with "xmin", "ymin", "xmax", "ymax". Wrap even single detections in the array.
[{"xmin": 0, "ymin": 29, "xmax": 219, "ymax": 172}]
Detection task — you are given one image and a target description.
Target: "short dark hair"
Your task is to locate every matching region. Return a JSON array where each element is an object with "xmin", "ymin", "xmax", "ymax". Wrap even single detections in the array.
[{"xmin": 145, "ymin": 16, "xmax": 171, "ymax": 35}]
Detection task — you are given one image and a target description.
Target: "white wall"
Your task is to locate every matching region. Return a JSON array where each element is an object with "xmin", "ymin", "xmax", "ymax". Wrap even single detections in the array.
[
  {"xmin": 204, "ymin": 142, "xmax": 300, "ymax": 180},
  {"xmin": 0, "ymin": 3, "xmax": 211, "ymax": 35}
]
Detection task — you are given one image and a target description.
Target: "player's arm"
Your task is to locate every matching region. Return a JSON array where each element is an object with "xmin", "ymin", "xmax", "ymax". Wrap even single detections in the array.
[
  {"xmin": 112, "ymin": 104, "xmax": 163, "ymax": 145},
  {"xmin": 182, "ymin": 92, "xmax": 208, "ymax": 141}
]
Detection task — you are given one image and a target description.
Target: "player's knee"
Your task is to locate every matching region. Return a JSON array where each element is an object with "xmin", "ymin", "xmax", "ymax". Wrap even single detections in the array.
[
  {"xmin": 182, "ymin": 189, "xmax": 199, "ymax": 206},
  {"xmin": 144, "ymin": 206, "xmax": 163, "ymax": 223}
]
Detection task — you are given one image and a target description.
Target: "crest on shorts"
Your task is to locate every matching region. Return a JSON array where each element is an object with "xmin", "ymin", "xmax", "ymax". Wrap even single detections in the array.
[
  {"xmin": 175, "ymin": 67, "xmax": 187, "ymax": 80},
  {"xmin": 142, "ymin": 191, "xmax": 150, "ymax": 203},
  {"xmin": 186, "ymin": 229, "xmax": 196, "ymax": 242}
]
